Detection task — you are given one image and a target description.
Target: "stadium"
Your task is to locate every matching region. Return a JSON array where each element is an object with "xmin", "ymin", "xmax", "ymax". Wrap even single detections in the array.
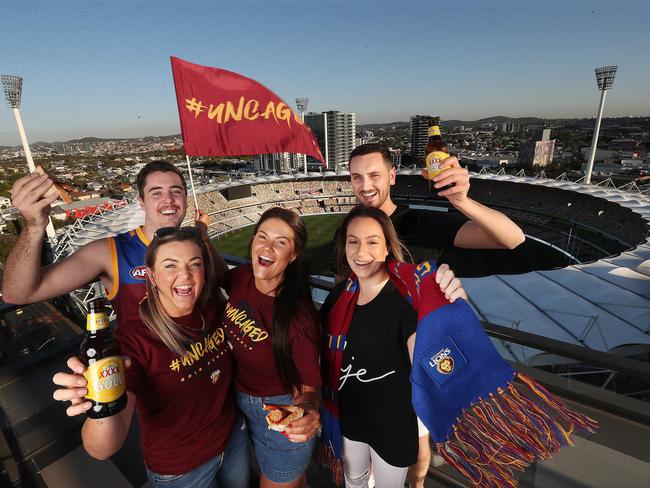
[
  {"xmin": 188, "ymin": 170, "xmax": 650, "ymax": 370},
  {"xmin": 54, "ymin": 169, "xmax": 650, "ymax": 372},
  {"xmin": 3, "ymin": 170, "xmax": 649, "ymax": 487}
]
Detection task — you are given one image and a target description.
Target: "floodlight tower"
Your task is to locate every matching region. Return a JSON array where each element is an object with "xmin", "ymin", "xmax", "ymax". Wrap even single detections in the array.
[
  {"xmin": 295, "ymin": 98, "xmax": 309, "ymax": 174},
  {"xmin": 2, "ymin": 74, "xmax": 57, "ymax": 241},
  {"xmin": 584, "ymin": 66, "xmax": 617, "ymax": 185}
]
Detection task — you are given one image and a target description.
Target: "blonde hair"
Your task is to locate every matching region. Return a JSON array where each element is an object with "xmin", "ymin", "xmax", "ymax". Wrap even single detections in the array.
[{"xmin": 138, "ymin": 229, "xmax": 216, "ymax": 357}]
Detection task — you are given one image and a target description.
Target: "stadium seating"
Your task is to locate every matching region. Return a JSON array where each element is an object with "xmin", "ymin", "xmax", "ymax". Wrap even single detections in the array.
[{"xmin": 194, "ymin": 175, "xmax": 645, "ymax": 267}]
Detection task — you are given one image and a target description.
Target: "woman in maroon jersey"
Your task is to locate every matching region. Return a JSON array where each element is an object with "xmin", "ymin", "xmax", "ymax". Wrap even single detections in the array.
[
  {"xmin": 52, "ymin": 227, "xmax": 250, "ymax": 488},
  {"xmin": 221, "ymin": 207, "xmax": 321, "ymax": 488}
]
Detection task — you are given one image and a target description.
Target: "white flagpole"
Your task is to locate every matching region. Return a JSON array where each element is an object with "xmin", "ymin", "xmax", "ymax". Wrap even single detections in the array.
[{"xmin": 185, "ymin": 155, "xmax": 199, "ymax": 223}]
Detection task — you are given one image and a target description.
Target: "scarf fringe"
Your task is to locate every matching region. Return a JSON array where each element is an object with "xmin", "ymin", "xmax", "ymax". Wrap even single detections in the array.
[
  {"xmin": 318, "ymin": 443, "xmax": 344, "ymax": 487},
  {"xmin": 435, "ymin": 373, "xmax": 598, "ymax": 488}
]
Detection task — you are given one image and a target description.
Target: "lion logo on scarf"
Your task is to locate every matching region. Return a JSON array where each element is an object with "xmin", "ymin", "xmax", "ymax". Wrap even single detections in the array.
[{"xmin": 436, "ymin": 355, "xmax": 454, "ymax": 374}]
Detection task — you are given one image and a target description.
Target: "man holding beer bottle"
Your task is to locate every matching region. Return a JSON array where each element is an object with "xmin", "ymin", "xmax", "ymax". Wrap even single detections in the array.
[
  {"xmin": 347, "ymin": 142, "xmax": 525, "ymax": 264},
  {"xmin": 344, "ymin": 141, "xmax": 525, "ymax": 488}
]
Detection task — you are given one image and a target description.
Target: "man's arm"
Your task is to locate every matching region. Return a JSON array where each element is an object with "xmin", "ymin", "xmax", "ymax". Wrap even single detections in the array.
[
  {"xmin": 2, "ymin": 171, "xmax": 112, "ymax": 304},
  {"xmin": 2, "ymin": 236, "xmax": 112, "ymax": 304},
  {"xmin": 424, "ymin": 158, "xmax": 525, "ymax": 250},
  {"xmin": 452, "ymin": 200, "xmax": 525, "ymax": 249}
]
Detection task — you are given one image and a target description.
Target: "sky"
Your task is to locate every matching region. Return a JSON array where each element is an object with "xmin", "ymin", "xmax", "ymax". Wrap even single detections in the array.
[{"xmin": 0, "ymin": 0, "xmax": 649, "ymax": 145}]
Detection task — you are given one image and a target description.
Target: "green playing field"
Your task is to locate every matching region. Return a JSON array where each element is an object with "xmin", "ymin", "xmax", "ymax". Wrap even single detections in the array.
[{"xmin": 212, "ymin": 213, "xmax": 346, "ymax": 276}]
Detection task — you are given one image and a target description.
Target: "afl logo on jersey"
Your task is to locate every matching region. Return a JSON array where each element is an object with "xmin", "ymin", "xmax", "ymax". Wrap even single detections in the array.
[{"xmin": 129, "ymin": 266, "xmax": 147, "ymax": 280}]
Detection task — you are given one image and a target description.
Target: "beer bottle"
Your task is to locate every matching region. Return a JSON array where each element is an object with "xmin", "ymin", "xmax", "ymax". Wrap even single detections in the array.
[
  {"xmin": 425, "ymin": 117, "xmax": 450, "ymax": 180},
  {"xmin": 80, "ymin": 298, "xmax": 127, "ymax": 418}
]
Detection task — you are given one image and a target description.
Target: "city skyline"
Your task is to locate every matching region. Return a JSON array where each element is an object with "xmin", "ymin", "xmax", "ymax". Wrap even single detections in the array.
[{"xmin": 1, "ymin": 0, "xmax": 649, "ymax": 146}]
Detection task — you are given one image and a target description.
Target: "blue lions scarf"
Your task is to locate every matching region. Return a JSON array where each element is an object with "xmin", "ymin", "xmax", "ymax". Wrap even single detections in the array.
[{"xmin": 321, "ymin": 260, "xmax": 597, "ymax": 488}]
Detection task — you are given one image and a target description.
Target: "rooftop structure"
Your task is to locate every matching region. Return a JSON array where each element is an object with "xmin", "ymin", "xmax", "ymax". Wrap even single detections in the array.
[
  {"xmin": 2, "ymin": 168, "xmax": 649, "ymax": 487},
  {"xmin": 409, "ymin": 114, "xmax": 432, "ymax": 163}
]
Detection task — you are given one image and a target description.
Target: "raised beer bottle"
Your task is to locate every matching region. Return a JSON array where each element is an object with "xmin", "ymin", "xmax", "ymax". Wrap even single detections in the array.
[
  {"xmin": 80, "ymin": 298, "xmax": 127, "ymax": 418},
  {"xmin": 425, "ymin": 117, "xmax": 450, "ymax": 181}
]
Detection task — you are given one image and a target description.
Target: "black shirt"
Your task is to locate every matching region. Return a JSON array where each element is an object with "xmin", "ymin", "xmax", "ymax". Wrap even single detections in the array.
[
  {"xmin": 321, "ymin": 280, "xmax": 419, "ymax": 467},
  {"xmin": 390, "ymin": 204, "xmax": 466, "ymax": 264}
]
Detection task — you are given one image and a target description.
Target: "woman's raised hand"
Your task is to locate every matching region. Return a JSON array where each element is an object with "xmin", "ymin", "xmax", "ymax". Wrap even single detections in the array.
[{"xmin": 435, "ymin": 263, "xmax": 467, "ymax": 303}]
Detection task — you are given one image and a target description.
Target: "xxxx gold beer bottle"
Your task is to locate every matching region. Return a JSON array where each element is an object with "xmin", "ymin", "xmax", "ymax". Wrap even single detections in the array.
[
  {"xmin": 425, "ymin": 117, "xmax": 450, "ymax": 180},
  {"xmin": 80, "ymin": 298, "xmax": 126, "ymax": 418}
]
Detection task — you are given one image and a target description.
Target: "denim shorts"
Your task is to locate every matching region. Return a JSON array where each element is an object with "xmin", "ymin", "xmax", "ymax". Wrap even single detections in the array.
[
  {"xmin": 236, "ymin": 391, "xmax": 315, "ymax": 483},
  {"xmin": 146, "ymin": 416, "xmax": 250, "ymax": 488}
]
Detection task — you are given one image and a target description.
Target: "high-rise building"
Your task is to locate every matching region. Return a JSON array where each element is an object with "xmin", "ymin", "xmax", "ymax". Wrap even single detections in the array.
[
  {"xmin": 304, "ymin": 112, "xmax": 328, "ymax": 170},
  {"xmin": 389, "ymin": 148, "xmax": 402, "ymax": 167},
  {"xmin": 304, "ymin": 110, "xmax": 356, "ymax": 171},
  {"xmin": 256, "ymin": 153, "xmax": 298, "ymax": 172},
  {"xmin": 326, "ymin": 110, "xmax": 356, "ymax": 171},
  {"xmin": 533, "ymin": 128, "xmax": 552, "ymax": 141},
  {"xmin": 409, "ymin": 115, "xmax": 432, "ymax": 163},
  {"xmin": 518, "ymin": 128, "xmax": 555, "ymax": 168}
]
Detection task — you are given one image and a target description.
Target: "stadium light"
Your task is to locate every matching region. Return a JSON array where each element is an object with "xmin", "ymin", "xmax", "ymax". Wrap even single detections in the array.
[
  {"xmin": 1, "ymin": 74, "xmax": 57, "ymax": 241},
  {"xmin": 585, "ymin": 65, "xmax": 617, "ymax": 185},
  {"xmin": 595, "ymin": 66, "xmax": 617, "ymax": 90},
  {"xmin": 295, "ymin": 98, "xmax": 309, "ymax": 174}
]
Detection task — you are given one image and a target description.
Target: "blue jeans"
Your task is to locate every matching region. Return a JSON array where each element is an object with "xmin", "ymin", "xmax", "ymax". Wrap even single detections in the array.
[
  {"xmin": 146, "ymin": 417, "xmax": 250, "ymax": 488},
  {"xmin": 236, "ymin": 392, "xmax": 315, "ymax": 483}
]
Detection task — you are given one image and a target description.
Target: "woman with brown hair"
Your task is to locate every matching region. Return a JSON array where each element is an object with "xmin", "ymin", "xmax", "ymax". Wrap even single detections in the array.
[
  {"xmin": 221, "ymin": 207, "xmax": 321, "ymax": 488},
  {"xmin": 320, "ymin": 205, "xmax": 436, "ymax": 487},
  {"xmin": 320, "ymin": 205, "xmax": 597, "ymax": 488},
  {"xmin": 52, "ymin": 226, "xmax": 250, "ymax": 488}
]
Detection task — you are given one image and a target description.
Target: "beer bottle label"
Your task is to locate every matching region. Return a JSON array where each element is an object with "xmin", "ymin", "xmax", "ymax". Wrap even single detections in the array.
[
  {"xmin": 428, "ymin": 125, "xmax": 442, "ymax": 137},
  {"xmin": 426, "ymin": 151, "xmax": 451, "ymax": 178},
  {"xmin": 86, "ymin": 312, "xmax": 109, "ymax": 331},
  {"xmin": 83, "ymin": 356, "xmax": 126, "ymax": 403}
]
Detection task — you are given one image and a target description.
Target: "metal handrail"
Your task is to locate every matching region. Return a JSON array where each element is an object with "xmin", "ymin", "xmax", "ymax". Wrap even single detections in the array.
[
  {"xmin": 483, "ymin": 321, "xmax": 650, "ymax": 380},
  {"xmin": 222, "ymin": 254, "xmax": 650, "ymax": 382}
]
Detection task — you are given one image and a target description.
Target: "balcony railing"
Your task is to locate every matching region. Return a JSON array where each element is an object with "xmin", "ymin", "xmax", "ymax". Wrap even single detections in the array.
[{"xmin": 0, "ymin": 258, "xmax": 648, "ymax": 487}]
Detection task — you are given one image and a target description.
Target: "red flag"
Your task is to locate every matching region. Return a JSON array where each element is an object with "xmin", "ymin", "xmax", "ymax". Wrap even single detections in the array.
[{"xmin": 171, "ymin": 56, "xmax": 324, "ymax": 162}]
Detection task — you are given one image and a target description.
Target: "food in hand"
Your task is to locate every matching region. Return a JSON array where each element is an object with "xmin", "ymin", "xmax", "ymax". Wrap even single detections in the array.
[
  {"xmin": 35, "ymin": 165, "xmax": 73, "ymax": 204},
  {"xmin": 263, "ymin": 404, "xmax": 304, "ymax": 432}
]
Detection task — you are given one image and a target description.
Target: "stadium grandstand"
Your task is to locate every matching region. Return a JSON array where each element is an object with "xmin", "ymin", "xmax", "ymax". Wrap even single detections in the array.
[
  {"xmin": 1, "ymin": 170, "xmax": 649, "ymax": 487},
  {"xmin": 51, "ymin": 169, "xmax": 650, "ymax": 374}
]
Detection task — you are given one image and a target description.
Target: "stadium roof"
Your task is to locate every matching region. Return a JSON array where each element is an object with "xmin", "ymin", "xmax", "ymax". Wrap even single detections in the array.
[
  {"xmin": 449, "ymin": 172, "xmax": 649, "ymax": 365},
  {"xmin": 55, "ymin": 171, "xmax": 649, "ymax": 365},
  {"xmin": 54, "ymin": 198, "xmax": 144, "ymax": 253}
]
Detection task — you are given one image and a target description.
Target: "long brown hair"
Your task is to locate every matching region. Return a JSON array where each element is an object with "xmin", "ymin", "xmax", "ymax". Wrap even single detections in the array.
[
  {"xmin": 138, "ymin": 228, "xmax": 216, "ymax": 357},
  {"xmin": 335, "ymin": 205, "xmax": 411, "ymax": 275},
  {"xmin": 252, "ymin": 207, "xmax": 319, "ymax": 395}
]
